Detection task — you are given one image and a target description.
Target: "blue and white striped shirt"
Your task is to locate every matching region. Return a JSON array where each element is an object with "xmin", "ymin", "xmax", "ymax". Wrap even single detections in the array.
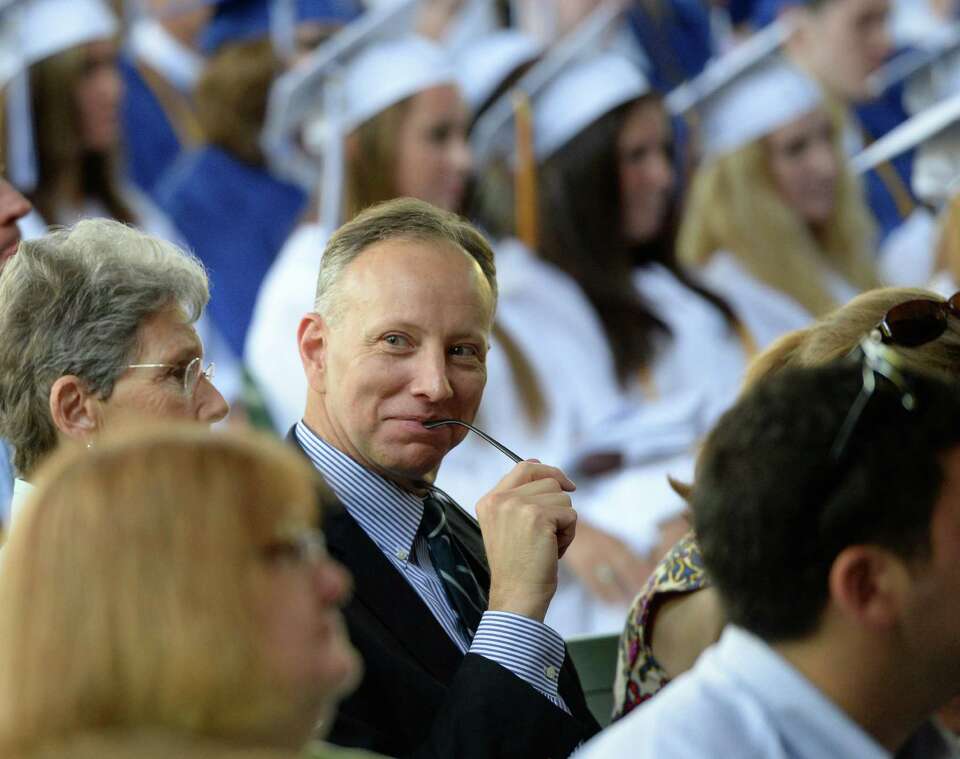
[{"xmin": 296, "ymin": 421, "xmax": 569, "ymax": 709}]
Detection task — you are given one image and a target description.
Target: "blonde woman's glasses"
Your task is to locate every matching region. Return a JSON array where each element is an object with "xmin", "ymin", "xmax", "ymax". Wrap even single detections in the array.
[{"xmin": 126, "ymin": 356, "xmax": 215, "ymax": 397}]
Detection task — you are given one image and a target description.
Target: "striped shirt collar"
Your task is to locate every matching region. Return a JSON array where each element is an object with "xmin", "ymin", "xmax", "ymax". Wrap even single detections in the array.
[{"xmin": 295, "ymin": 421, "xmax": 425, "ymax": 558}]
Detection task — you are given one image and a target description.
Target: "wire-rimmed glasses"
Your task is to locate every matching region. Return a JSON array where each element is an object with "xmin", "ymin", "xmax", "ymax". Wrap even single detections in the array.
[{"xmin": 126, "ymin": 356, "xmax": 215, "ymax": 398}]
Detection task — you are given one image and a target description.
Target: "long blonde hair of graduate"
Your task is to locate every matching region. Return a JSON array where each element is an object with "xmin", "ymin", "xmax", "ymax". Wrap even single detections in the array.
[
  {"xmin": 677, "ymin": 105, "xmax": 879, "ymax": 317},
  {"xmin": 0, "ymin": 424, "xmax": 329, "ymax": 754}
]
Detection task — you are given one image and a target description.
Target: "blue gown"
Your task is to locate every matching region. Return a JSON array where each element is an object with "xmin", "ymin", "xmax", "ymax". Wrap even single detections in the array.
[
  {"xmin": 156, "ymin": 145, "xmax": 306, "ymax": 358},
  {"xmin": 120, "ymin": 55, "xmax": 199, "ymax": 201},
  {"xmin": 854, "ymin": 79, "xmax": 916, "ymax": 244},
  {"xmin": 627, "ymin": 0, "xmax": 714, "ymax": 94}
]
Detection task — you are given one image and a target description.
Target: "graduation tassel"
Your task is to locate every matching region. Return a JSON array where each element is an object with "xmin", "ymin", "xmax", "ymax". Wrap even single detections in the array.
[{"xmin": 513, "ymin": 89, "xmax": 538, "ymax": 251}]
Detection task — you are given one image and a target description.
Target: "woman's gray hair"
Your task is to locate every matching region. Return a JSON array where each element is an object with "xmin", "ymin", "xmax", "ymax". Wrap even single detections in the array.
[
  {"xmin": 0, "ymin": 219, "xmax": 209, "ymax": 477},
  {"xmin": 314, "ymin": 197, "xmax": 498, "ymax": 323}
]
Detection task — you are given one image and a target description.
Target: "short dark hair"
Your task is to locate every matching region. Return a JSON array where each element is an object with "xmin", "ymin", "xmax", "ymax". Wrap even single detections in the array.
[{"xmin": 693, "ymin": 362, "xmax": 960, "ymax": 642}]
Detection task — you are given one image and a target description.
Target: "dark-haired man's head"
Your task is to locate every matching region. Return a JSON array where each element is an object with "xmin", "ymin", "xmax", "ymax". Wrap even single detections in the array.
[
  {"xmin": 693, "ymin": 360, "xmax": 960, "ymax": 736},
  {"xmin": 695, "ymin": 362, "xmax": 960, "ymax": 637}
]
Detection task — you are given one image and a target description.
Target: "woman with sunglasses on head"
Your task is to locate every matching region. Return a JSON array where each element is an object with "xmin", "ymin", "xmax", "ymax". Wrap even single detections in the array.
[
  {"xmin": 613, "ymin": 286, "xmax": 960, "ymax": 744},
  {"xmin": 0, "ymin": 423, "xmax": 377, "ymax": 759},
  {"xmin": 0, "ymin": 219, "xmax": 228, "ymax": 529}
]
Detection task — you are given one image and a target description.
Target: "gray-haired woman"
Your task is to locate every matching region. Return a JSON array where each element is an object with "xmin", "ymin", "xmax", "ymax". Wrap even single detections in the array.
[{"xmin": 0, "ymin": 218, "xmax": 228, "ymax": 524}]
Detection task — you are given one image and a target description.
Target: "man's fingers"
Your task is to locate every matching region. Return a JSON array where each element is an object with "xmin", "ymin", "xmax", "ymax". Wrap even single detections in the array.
[{"xmin": 495, "ymin": 460, "xmax": 576, "ymax": 492}]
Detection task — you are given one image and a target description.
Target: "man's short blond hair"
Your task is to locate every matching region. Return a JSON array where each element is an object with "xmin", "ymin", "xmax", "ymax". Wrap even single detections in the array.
[{"xmin": 314, "ymin": 197, "xmax": 498, "ymax": 323}]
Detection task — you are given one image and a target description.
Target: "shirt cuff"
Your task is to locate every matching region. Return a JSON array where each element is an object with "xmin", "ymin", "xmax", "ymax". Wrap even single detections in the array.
[{"xmin": 470, "ymin": 611, "xmax": 570, "ymax": 712}]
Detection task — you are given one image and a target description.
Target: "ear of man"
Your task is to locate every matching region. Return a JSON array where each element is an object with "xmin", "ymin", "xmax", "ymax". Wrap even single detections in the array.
[
  {"xmin": 827, "ymin": 545, "xmax": 912, "ymax": 632},
  {"xmin": 48, "ymin": 375, "xmax": 100, "ymax": 443},
  {"xmin": 299, "ymin": 312, "xmax": 330, "ymax": 394}
]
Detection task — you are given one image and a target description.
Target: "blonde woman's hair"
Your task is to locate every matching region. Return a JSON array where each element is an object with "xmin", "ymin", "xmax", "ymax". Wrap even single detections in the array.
[
  {"xmin": 742, "ymin": 287, "xmax": 960, "ymax": 389},
  {"xmin": 677, "ymin": 101, "xmax": 879, "ymax": 317},
  {"xmin": 0, "ymin": 424, "xmax": 336, "ymax": 754}
]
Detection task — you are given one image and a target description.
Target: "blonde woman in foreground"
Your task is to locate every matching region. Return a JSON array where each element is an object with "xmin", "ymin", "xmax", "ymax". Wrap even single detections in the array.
[{"xmin": 0, "ymin": 424, "xmax": 381, "ymax": 759}]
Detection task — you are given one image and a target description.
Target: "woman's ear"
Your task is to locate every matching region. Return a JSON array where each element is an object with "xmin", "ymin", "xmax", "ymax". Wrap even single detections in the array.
[{"xmin": 49, "ymin": 375, "xmax": 100, "ymax": 444}]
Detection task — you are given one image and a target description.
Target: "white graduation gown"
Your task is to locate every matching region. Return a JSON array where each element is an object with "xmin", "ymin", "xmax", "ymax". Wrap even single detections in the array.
[{"xmin": 245, "ymin": 222, "xmax": 330, "ymax": 433}]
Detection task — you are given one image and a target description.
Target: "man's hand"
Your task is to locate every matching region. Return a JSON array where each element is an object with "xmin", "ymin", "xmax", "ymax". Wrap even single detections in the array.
[
  {"xmin": 562, "ymin": 522, "xmax": 657, "ymax": 604},
  {"xmin": 475, "ymin": 460, "xmax": 577, "ymax": 623}
]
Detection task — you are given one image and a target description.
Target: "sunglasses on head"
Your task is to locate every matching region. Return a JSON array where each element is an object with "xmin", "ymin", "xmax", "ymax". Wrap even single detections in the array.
[{"xmin": 874, "ymin": 292, "xmax": 960, "ymax": 348}]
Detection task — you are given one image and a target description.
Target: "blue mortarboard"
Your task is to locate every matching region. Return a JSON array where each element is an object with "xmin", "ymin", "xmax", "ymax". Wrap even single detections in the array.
[{"xmin": 200, "ymin": 0, "xmax": 361, "ymax": 55}]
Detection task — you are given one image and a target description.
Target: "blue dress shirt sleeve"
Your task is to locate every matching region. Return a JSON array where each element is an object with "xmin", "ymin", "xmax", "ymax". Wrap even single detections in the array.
[{"xmin": 471, "ymin": 611, "xmax": 571, "ymax": 713}]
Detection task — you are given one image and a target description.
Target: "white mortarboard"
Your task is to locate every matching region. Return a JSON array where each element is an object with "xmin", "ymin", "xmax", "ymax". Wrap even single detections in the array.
[
  {"xmin": 6, "ymin": 0, "xmax": 119, "ymax": 191},
  {"xmin": 851, "ymin": 92, "xmax": 960, "ymax": 207},
  {"xmin": 532, "ymin": 52, "xmax": 649, "ymax": 161},
  {"xmin": 694, "ymin": 54, "xmax": 822, "ymax": 159},
  {"xmin": 454, "ymin": 30, "xmax": 542, "ymax": 113},
  {"xmin": 18, "ymin": 0, "xmax": 118, "ymax": 66},
  {"xmin": 470, "ymin": 0, "xmax": 624, "ymax": 169},
  {"xmin": 0, "ymin": 0, "xmax": 26, "ymax": 89},
  {"xmin": 665, "ymin": 17, "xmax": 793, "ymax": 116},
  {"xmin": 261, "ymin": 1, "xmax": 457, "ymax": 227},
  {"xmin": 666, "ymin": 17, "xmax": 821, "ymax": 161}
]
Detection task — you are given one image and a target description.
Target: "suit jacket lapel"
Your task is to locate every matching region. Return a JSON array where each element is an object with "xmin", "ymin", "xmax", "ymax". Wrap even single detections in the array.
[{"xmin": 288, "ymin": 430, "xmax": 465, "ymax": 684}]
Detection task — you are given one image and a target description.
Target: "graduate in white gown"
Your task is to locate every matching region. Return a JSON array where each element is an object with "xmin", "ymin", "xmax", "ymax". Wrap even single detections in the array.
[{"xmin": 677, "ymin": 51, "xmax": 880, "ymax": 339}]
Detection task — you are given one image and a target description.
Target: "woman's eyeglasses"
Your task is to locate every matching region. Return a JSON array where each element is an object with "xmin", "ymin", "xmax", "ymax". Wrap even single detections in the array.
[
  {"xmin": 126, "ymin": 356, "xmax": 215, "ymax": 397},
  {"xmin": 874, "ymin": 291, "xmax": 960, "ymax": 348},
  {"xmin": 260, "ymin": 527, "xmax": 327, "ymax": 567}
]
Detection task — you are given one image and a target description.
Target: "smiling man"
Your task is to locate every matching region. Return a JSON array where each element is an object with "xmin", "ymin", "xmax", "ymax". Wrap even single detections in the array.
[{"xmin": 290, "ymin": 197, "xmax": 599, "ymax": 757}]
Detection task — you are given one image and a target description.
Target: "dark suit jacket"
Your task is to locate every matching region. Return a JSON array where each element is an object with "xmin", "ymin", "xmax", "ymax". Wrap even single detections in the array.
[{"xmin": 290, "ymin": 432, "xmax": 600, "ymax": 758}]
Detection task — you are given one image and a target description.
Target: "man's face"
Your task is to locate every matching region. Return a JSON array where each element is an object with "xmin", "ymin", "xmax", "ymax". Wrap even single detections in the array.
[
  {"xmin": 795, "ymin": 0, "xmax": 891, "ymax": 102},
  {"xmin": 900, "ymin": 446, "xmax": 960, "ymax": 696},
  {"xmin": 304, "ymin": 238, "xmax": 493, "ymax": 485}
]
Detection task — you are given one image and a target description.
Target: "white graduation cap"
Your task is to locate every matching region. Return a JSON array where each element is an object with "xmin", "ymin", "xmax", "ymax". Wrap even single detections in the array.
[
  {"xmin": 851, "ymin": 91, "xmax": 960, "ymax": 207},
  {"xmin": 261, "ymin": 0, "xmax": 457, "ymax": 228},
  {"xmin": 0, "ymin": 0, "xmax": 27, "ymax": 89},
  {"xmin": 665, "ymin": 17, "xmax": 793, "ymax": 116},
  {"xmin": 6, "ymin": 0, "xmax": 119, "ymax": 191},
  {"xmin": 665, "ymin": 17, "xmax": 821, "ymax": 161},
  {"xmin": 18, "ymin": 0, "xmax": 118, "ymax": 66},
  {"xmin": 695, "ymin": 53, "xmax": 822, "ymax": 159},
  {"xmin": 454, "ymin": 29, "xmax": 542, "ymax": 113},
  {"xmin": 470, "ymin": 0, "xmax": 624, "ymax": 169},
  {"xmin": 531, "ymin": 51, "xmax": 650, "ymax": 161}
]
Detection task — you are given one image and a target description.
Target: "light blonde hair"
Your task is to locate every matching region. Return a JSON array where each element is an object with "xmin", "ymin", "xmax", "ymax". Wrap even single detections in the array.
[
  {"xmin": 742, "ymin": 286, "xmax": 960, "ymax": 387},
  {"xmin": 678, "ymin": 102, "xmax": 879, "ymax": 317},
  {"xmin": 0, "ymin": 424, "xmax": 337, "ymax": 755}
]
